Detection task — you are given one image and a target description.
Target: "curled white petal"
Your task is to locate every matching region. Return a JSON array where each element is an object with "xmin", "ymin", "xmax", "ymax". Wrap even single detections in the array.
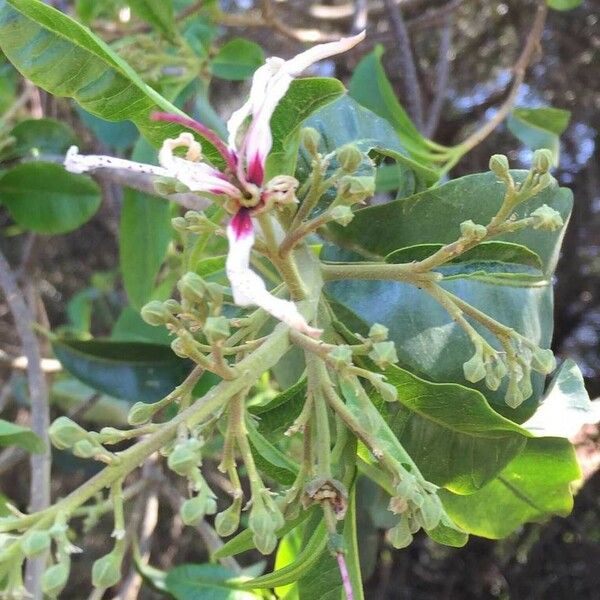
[
  {"xmin": 226, "ymin": 219, "xmax": 322, "ymax": 338},
  {"xmin": 64, "ymin": 146, "xmax": 169, "ymax": 176}
]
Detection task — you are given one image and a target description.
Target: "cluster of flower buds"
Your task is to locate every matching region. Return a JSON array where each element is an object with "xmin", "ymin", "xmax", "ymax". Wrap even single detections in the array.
[
  {"xmin": 386, "ymin": 473, "xmax": 442, "ymax": 549},
  {"xmin": 463, "ymin": 337, "xmax": 556, "ymax": 407},
  {"xmin": 48, "ymin": 417, "xmax": 118, "ymax": 465},
  {"xmin": 41, "ymin": 517, "xmax": 82, "ymax": 597},
  {"xmin": 171, "ymin": 210, "xmax": 221, "ymax": 236},
  {"xmin": 248, "ymin": 487, "xmax": 285, "ymax": 554}
]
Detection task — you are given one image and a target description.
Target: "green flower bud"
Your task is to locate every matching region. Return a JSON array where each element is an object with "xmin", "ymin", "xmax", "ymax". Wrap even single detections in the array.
[
  {"xmin": 178, "ymin": 272, "xmax": 207, "ymax": 304},
  {"xmin": 387, "ymin": 518, "xmax": 413, "ymax": 549},
  {"xmin": 489, "ymin": 154, "xmax": 510, "ymax": 178},
  {"xmin": 463, "ymin": 352, "xmax": 486, "ymax": 383},
  {"xmin": 460, "ymin": 219, "xmax": 487, "ymax": 241},
  {"xmin": 338, "ymin": 175, "xmax": 375, "ymax": 205},
  {"xmin": 43, "ymin": 563, "xmax": 70, "ymax": 597},
  {"xmin": 203, "ymin": 316, "xmax": 230, "ymax": 344},
  {"xmin": 368, "ymin": 341, "xmax": 399, "ymax": 369},
  {"xmin": 49, "ymin": 417, "xmax": 89, "ymax": 450},
  {"xmin": 300, "ymin": 127, "xmax": 321, "ymax": 155},
  {"xmin": 181, "ymin": 484, "xmax": 217, "ymax": 526},
  {"xmin": 395, "ymin": 473, "xmax": 416, "ymax": 498},
  {"xmin": 168, "ymin": 439, "xmax": 202, "ymax": 476},
  {"xmin": 91, "ymin": 551, "xmax": 122, "ymax": 589},
  {"xmin": 336, "ymin": 144, "xmax": 363, "ymax": 173},
  {"xmin": 531, "ymin": 205, "xmax": 563, "ymax": 231},
  {"xmin": 419, "ymin": 495, "xmax": 442, "ymax": 531},
  {"xmin": 163, "ymin": 299, "xmax": 182, "ymax": 315},
  {"xmin": 376, "ymin": 380, "xmax": 398, "ymax": 403},
  {"xmin": 532, "ymin": 148, "xmax": 553, "ymax": 173},
  {"xmin": 127, "ymin": 402, "xmax": 155, "ymax": 426},
  {"xmin": 21, "ymin": 530, "xmax": 51, "ymax": 557},
  {"xmin": 141, "ymin": 300, "xmax": 172, "ymax": 326},
  {"xmin": 72, "ymin": 439, "xmax": 97, "ymax": 459},
  {"xmin": 505, "ymin": 376, "xmax": 525, "ymax": 408},
  {"xmin": 368, "ymin": 323, "xmax": 389, "ymax": 343},
  {"xmin": 184, "ymin": 211, "xmax": 218, "ymax": 234},
  {"xmin": 531, "ymin": 347, "xmax": 556, "ymax": 374},
  {"xmin": 388, "ymin": 496, "xmax": 409, "ymax": 515},
  {"xmin": 204, "ymin": 282, "xmax": 226, "ymax": 306},
  {"xmin": 215, "ymin": 498, "xmax": 241, "ymax": 537},
  {"xmin": 328, "ymin": 345, "xmax": 353, "ymax": 369},
  {"xmin": 171, "ymin": 216, "xmax": 188, "ymax": 232},
  {"xmin": 254, "ymin": 531, "xmax": 278, "ymax": 555},
  {"xmin": 518, "ymin": 371, "xmax": 533, "ymax": 401},
  {"xmin": 329, "ymin": 205, "xmax": 354, "ymax": 227},
  {"xmin": 98, "ymin": 427, "xmax": 126, "ymax": 445}
]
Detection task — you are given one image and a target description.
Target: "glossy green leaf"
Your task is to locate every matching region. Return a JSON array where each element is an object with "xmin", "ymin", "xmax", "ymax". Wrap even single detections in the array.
[
  {"xmin": 0, "ymin": 118, "xmax": 76, "ymax": 161},
  {"xmin": 120, "ymin": 140, "xmax": 171, "ymax": 309},
  {"xmin": 76, "ymin": 107, "xmax": 139, "ymax": 151},
  {"xmin": 439, "ymin": 437, "xmax": 580, "ymax": 538},
  {"xmin": 266, "ymin": 77, "xmax": 346, "ymax": 180},
  {"xmin": 379, "ymin": 364, "xmax": 530, "ymax": 493},
  {"xmin": 546, "ymin": 0, "xmax": 582, "ymax": 10},
  {"xmin": 51, "ymin": 338, "xmax": 191, "ymax": 402},
  {"xmin": 0, "ymin": 0, "xmax": 221, "ymax": 160},
  {"xmin": 165, "ymin": 564, "xmax": 258, "ymax": 600},
  {"xmin": 128, "ymin": 0, "xmax": 176, "ymax": 39},
  {"xmin": 386, "ymin": 241, "xmax": 543, "ymax": 270},
  {"xmin": 0, "ymin": 419, "xmax": 44, "ymax": 453},
  {"xmin": 507, "ymin": 107, "xmax": 571, "ymax": 165},
  {"xmin": 522, "ymin": 359, "xmax": 600, "ymax": 438},
  {"xmin": 211, "ymin": 38, "xmax": 264, "ymax": 81},
  {"xmin": 0, "ymin": 162, "xmax": 101, "ymax": 234}
]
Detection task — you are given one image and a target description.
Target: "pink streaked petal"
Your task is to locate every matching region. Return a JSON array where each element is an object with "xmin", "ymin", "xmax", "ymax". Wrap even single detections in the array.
[
  {"xmin": 246, "ymin": 152, "xmax": 265, "ymax": 186},
  {"xmin": 230, "ymin": 208, "xmax": 254, "ymax": 241},
  {"xmin": 151, "ymin": 112, "xmax": 237, "ymax": 173}
]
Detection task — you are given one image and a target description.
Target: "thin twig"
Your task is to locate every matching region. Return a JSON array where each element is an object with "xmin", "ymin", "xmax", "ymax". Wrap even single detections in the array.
[
  {"xmin": 0, "ymin": 250, "xmax": 50, "ymax": 598},
  {"xmin": 383, "ymin": 0, "xmax": 425, "ymax": 131},
  {"xmin": 455, "ymin": 0, "xmax": 548, "ymax": 155},
  {"xmin": 425, "ymin": 18, "xmax": 453, "ymax": 137}
]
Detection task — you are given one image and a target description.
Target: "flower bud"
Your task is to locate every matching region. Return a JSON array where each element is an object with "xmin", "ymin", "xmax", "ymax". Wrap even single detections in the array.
[
  {"xmin": 328, "ymin": 345, "xmax": 353, "ymax": 369},
  {"xmin": 184, "ymin": 210, "xmax": 218, "ymax": 234},
  {"xmin": 72, "ymin": 439, "xmax": 97, "ymax": 459},
  {"xmin": 460, "ymin": 220, "xmax": 487, "ymax": 241},
  {"xmin": 181, "ymin": 484, "xmax": 217, "ymax": 526},
  {"xmin": 375, "ymin": 380, "xmax": 398, "ymax": 403},
  {"xmin": 163, "ymin": 299, "xmax": 182, "ymax": 314},
  {"xmin": 254, "ymin": 531, "xmax": 278, "ymax": 555},
  {"xmin": 489, "ymin": 154, "xmax": 510, "ymax": 177},
  {"xmin": 178, "ymin": 272, "xmax": 206, "ymax": 304},
  {"xmin": 262, "ymin": 175, "xmax": 299, "ymax": 209},
  {"xmin": 204, "ymin": 282, "xmax": 226, "ymax": 305},
  {"xmin": 531, "ymin": 347, "xmax": 556, "ymax": 374},
  {"xmin": 532, "ymin": 148, "xmax": 553, "ymax": 173},
  {"xmin": 168, "ymin": 439, "xmax": 202, "ymax": 476},
  {"xmin": 128, "ymin": 401, "xmax": 156, "ymax": 426},
  {"xmin": 387, "ymin": 518, "xmax": 413, "ymax": 549},
  {"xmin": 171, "ymin": 216, "xmax": 188, "ymax": 233},
  {"xmin": 329, "ymin": 205, "xmax": 354, "ymax": 227},
  {"xmin": 91, "ymin": 551, "xmax": 122, "ymax": 589},
  {"xmin": 388, "ymin": 496, "xmax": 409, "ymax": 515},
  {"xmin": 368, "ymin": 323, "xmax": 389, "ymax": 343},
  {"xmin": 215, "ymin": 498, "xmax": 241, "ymax": 537},
  {"xmin": 98, "ymin": 427, "xmax": 126, "ymax": 445},
  {"xmin": 141, "ymin": 300, "xmax": 172, "ymax": 326},
  {"xmin": 518, "ymin": 371, "xmax": 533, "ymax": 401},
  {"xmin": 21, "ymin": 530, "xmax": 51, "ymax": 557},
  {"xmin": 463, "ymin": 352, "xmax": 486, "ymax": 383},
  {"xmin": 300, "ymin": 127, "xmax": 321, "ymax": 155},
  {"xmin": 531, "ymin": 205, "xmax": 563, "ymax": 231},
  {"xmin": 418, "ymin": 495, "xmax": 442, "ymax": 531},
  {"xmin": 203, "ymin": 316, "xmax": 230, "ymax": 344},
  {"xmin": 338, "ymin": 175, "xmax": 375, "ymax": 205},
  {"xmin": 368, "ymin": 341, "xmax": 399, "ymax": 369},
  {"xmin": 43, "ymin": 563, "xmax": 70, "ymax": 597},
  {"xmin": 505, "ymin": 376, "xmax": 525, "ymax": 408},
  {"xmin": 336, "ymin": 144, "xmax": 363, "ymax": 173},
  {"xmin": 49, "ymin": 417, "xmax": 89, "ymax": 450}
]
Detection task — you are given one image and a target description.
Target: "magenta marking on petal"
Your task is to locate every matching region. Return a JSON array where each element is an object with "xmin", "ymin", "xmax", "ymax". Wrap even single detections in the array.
[
  {"xmin": 246, "ymin": 153, "xmax": 265, "ymax": 186},
  {"xmin": 151, "ymin": 112, "xmax": 237, "ymax": 173},
  {"xmin": 230, "ymin": 208, "xmax": 254, "ymax": 240}
]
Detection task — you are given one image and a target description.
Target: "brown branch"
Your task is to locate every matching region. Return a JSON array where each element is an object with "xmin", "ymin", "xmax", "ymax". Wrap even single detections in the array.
[
  {"xmin": 383, "ymin": 0, "xmax": 425, "ymax": 130},
  {"xmin": 456, "ymin": 0, "xmax": 548, "ymax": 154},
  {"xmin": 0, "ymin": 250, "xmax": 51, "ymax": 598}
]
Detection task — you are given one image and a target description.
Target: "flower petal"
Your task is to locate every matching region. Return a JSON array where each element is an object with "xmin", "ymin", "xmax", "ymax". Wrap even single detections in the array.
[
  {"xmin": 64, "ymin": 146, "xmax": 169, "ymax": 177},
  {"xmin": 226, "ymin": 210, "xmax": 322, "ymax": 338}
]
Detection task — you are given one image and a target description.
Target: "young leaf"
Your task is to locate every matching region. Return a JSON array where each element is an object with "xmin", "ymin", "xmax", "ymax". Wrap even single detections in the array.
[
  {"xmin": 210, "ymin": 38, "xmax": 265, "ymax": 81},
  {"xmin": 0, "ymin": 419, "xmax": 44, "ymax": 453},
  {"xmin": 0, "ymin": 162, "xmax": 101, "ymax": 234}
]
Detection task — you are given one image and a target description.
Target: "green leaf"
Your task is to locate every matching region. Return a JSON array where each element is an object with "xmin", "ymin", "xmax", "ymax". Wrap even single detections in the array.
[
  {"xmin": 507, "ymin": 107, "xmax": 571, "ymax": 165},
  {"xmin": 0, "ymin": 162, "xmax": 101, "ymax": 234},
  {"xmin": 210, "ymin": 38, "xmax": 264, "ymax": 81},
  {"xmin": 165, "ymin": 564, "xmax": 258, "ymax": 600},
  {"xmin": 51, "ymin": 338, "xmax": 191, "ymax": 402},
  {"xmin": 348, "ymin": 45, "xmax": 431, "ymax": 158},
  {"xmin": 0, "ymin": 118, "xmax": 76, "ymax": 161},
  {"xmin": 128, "ymin": 0, "xmax": 176, "ymax": 39},
  {"xmin": 0, "ymin": 419, "xmax": 44, "ymax": 453},
  {"xmin": 120, "ymin": 139, "xmax": 171, "ymax": 309},
  {"xmin": 76, "ymin": 107, "xmax": 139, "ymax": 151},
  {"xmin": 0, "ymin": 0, "xmax": 220, "ymax": 159},
  {"xmin": 111, "ymin": 306, "xmax": 172, "ymax": 345},
  {"xmin": 380, "ymin": 364, "xmax": 530, "ymax": 493},
  {"xmin": 439, "ymin": 437, "xmax": 580, "ymax": 538},
  {"xmin": 386, "ymin": 241, "xmax": 543, "ymax": 270},
  {"xmin": 522, "ymin": 359, "xmax": 600, "ymax": 438},
  {"xmin": 266, "ymin": 77, "xmax": 346, "ymax": 180},
  {"xmin": 546, "ymin": 0, "xmax": 582, "ymax": 10}
]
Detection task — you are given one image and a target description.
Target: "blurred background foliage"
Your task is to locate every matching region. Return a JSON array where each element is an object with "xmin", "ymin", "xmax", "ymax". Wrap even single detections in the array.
[{"xmin": 0, "ymin": 0, "xmax": 599, "ymax": 598}]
